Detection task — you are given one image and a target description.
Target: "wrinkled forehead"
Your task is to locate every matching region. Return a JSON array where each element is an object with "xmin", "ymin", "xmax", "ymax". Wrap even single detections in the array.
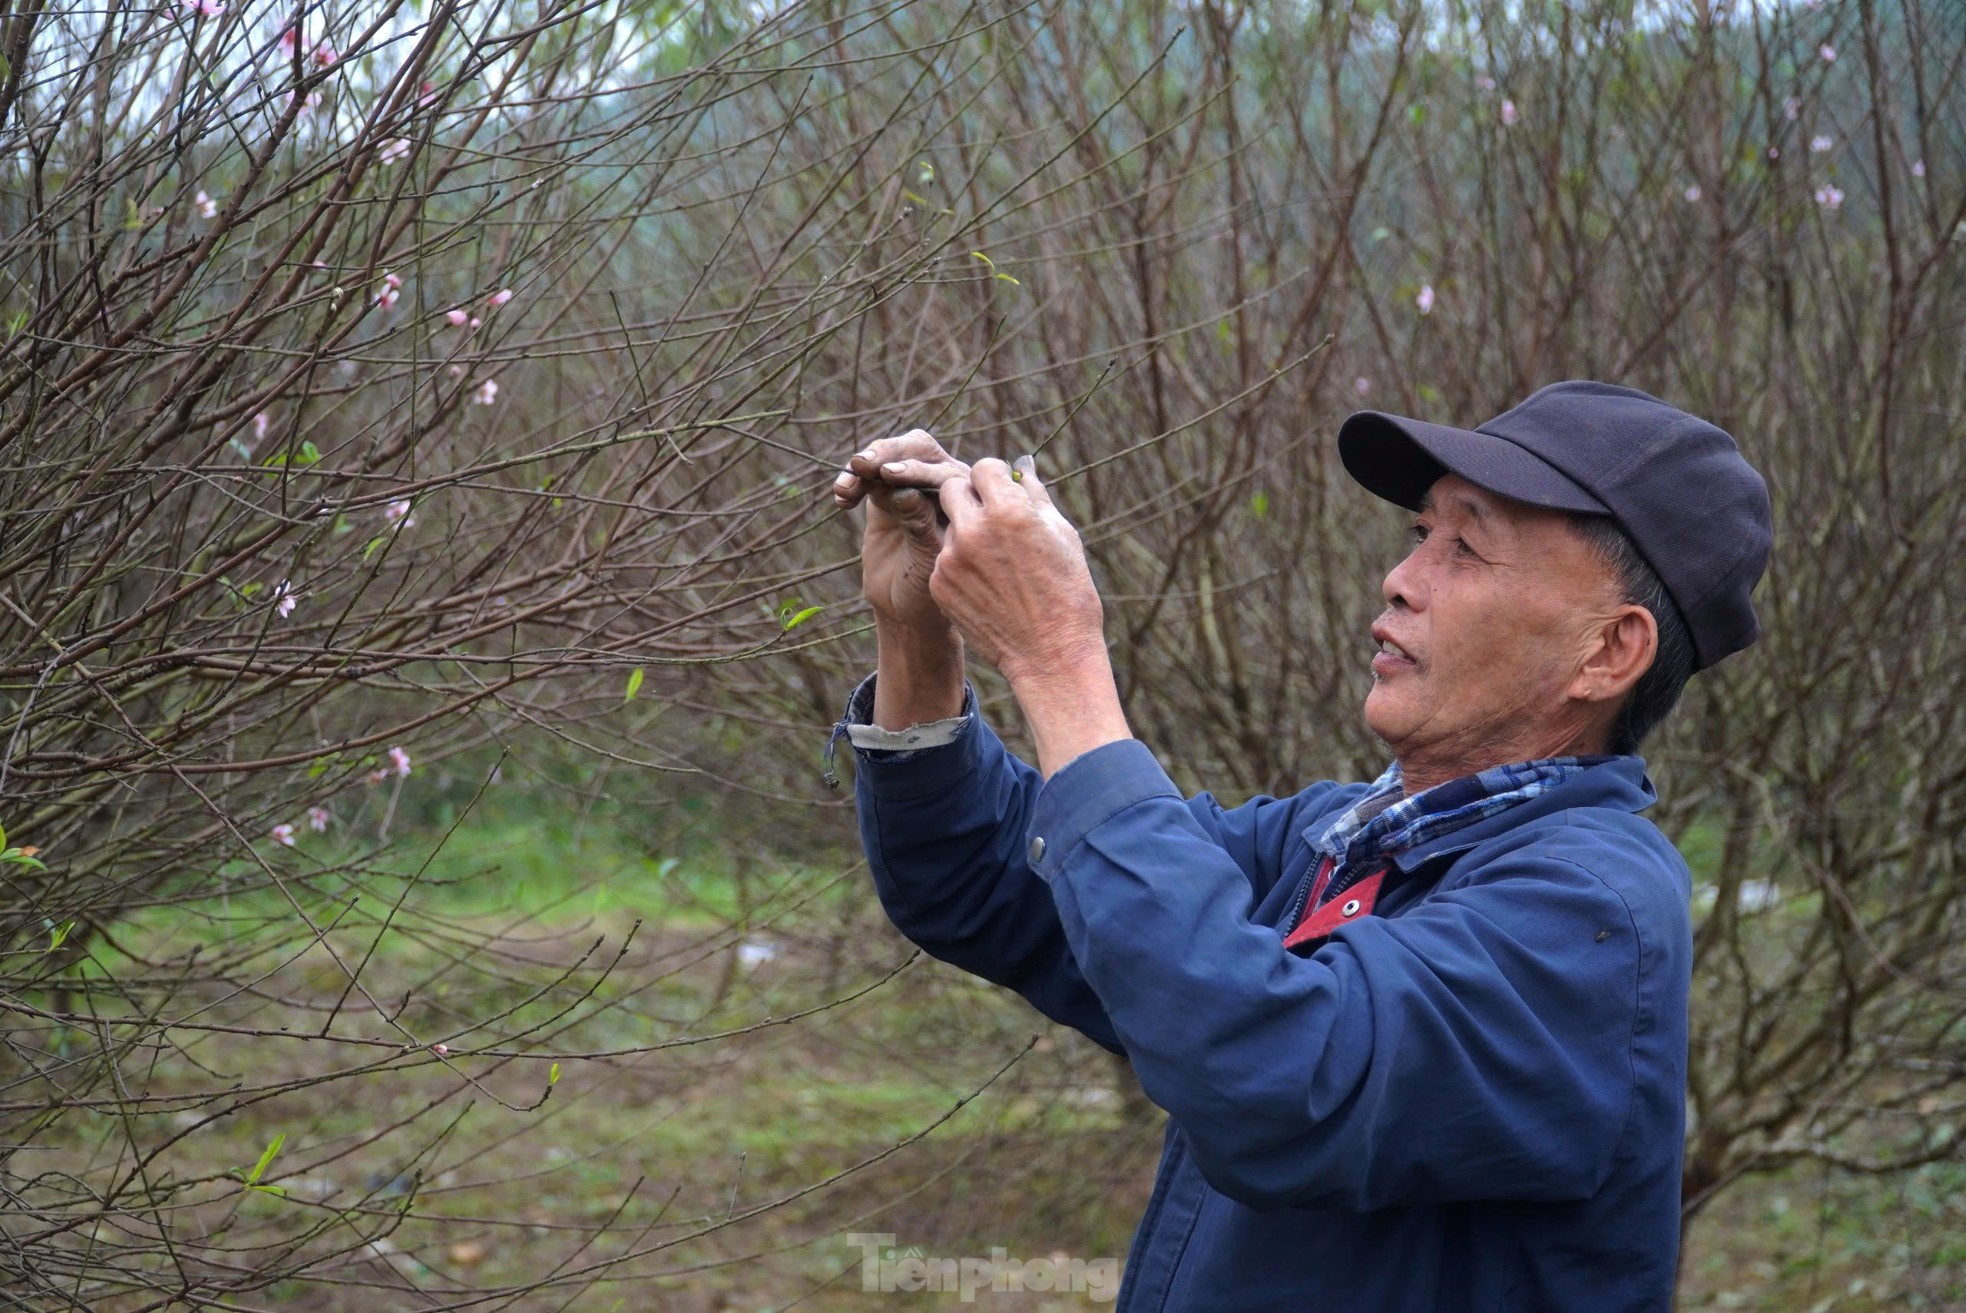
[{"xmin": 1415, "ymin": 472, "xmax": 1559, "ymax": 536}]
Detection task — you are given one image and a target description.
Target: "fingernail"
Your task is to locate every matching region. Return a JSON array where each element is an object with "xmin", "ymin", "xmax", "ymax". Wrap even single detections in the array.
[
  {"xmin": 857, "ymin": 448, "xmax": 876, "ymax": 461},
  {"xmin": 1013, "ymin": 453, "xmax": 1035, "ymax": 479},
  {"xmin": 881, "ymin": 461, "xmax": 903, "ymax": 474}
]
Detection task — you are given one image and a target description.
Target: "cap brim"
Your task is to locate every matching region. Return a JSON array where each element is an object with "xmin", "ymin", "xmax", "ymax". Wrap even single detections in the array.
[{"xmin": 1338, "ymin": 412, "xmax": 1609, "ymax": 514}]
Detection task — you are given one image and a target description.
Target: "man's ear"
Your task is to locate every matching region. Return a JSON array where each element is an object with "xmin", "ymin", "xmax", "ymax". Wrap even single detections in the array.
[{"xmin": 1572, "ymin": 605, "xmax": 1658, "ymax": 706}]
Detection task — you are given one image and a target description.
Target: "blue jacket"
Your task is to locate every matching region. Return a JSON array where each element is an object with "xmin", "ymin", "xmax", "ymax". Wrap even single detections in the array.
[{"xmin": 848, "ymin": 679, "xmax": 1692, "ymax": 1312}]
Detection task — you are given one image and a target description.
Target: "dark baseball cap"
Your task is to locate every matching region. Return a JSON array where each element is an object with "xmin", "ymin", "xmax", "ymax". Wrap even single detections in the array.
[{"xmin": 1337, "ymin": 380, "xmax": 1772, "ymax": 670}]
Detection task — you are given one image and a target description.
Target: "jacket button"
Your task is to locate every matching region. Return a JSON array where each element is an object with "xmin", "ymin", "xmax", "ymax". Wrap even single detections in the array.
[
  {"xmin": 1341, "ymin": 898, "xmax": 1362, "ymax": 917},
  {"xmin": 1028, "ymin": 836, "xmax": 1047, "ymax": 864}
]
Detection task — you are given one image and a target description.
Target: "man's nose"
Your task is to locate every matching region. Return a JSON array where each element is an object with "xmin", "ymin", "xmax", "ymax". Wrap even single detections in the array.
[{"xmin": 1382, "ymin": 549, "xmax": 1425, "ymax": 611}]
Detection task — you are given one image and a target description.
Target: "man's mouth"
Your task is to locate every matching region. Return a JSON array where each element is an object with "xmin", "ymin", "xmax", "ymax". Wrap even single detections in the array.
[{"xmin": 1370, "ymin": 626, "xmax": 1418, "ymax": 676}]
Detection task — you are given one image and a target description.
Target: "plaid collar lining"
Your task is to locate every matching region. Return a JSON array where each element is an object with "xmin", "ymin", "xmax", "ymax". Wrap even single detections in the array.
[{"xmin": 1310, "ymin": 755, "xmax": 1613, "ymax": 907}]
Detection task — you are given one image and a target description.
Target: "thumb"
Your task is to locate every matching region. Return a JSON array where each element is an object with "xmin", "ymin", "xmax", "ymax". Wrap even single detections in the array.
[{"xmin": 871, "ymin": 483, "xmax": 945, "ymax": 548}]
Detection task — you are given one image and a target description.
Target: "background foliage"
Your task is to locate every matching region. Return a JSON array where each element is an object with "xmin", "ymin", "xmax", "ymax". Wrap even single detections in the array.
[{"xmin": 2, "ymin": 0, "xmax": 1962, "ymax": 1306}]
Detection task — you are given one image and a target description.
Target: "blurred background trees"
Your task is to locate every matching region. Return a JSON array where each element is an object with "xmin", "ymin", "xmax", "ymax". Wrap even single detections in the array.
[{"xmin": 2, "ymin": 0, "xmax": 1961, "ymax": 1306}]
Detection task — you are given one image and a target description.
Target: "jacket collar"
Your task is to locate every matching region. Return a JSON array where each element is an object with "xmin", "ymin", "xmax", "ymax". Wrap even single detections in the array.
[{"xmin": 1301, "ymin": 755, "xmax": 1657, "ymax": 875}]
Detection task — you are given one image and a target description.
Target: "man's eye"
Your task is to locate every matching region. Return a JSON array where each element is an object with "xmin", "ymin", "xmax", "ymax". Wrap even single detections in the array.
[
  {"xmin": 1409, "ymin": 523, "xmax": 1429, "ymax": 544},
  {"xmin": 1455, "ymin": 537, "xmax": 1479, "ymax": 558}
]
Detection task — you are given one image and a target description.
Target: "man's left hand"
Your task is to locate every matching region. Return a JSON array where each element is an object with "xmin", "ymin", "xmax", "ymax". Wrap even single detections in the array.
[{"xmin": 926, "ymin": 454, "xmax": 1132, "ymax": 777}]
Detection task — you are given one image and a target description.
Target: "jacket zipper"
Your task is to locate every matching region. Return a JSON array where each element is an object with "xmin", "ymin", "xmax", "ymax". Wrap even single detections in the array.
[{"xmin": 1282, "ymin": 856, "xmax": 1334, "ymax": 939}]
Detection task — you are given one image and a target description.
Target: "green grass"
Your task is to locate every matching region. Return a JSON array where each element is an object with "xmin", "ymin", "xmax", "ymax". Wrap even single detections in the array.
[{"xmin": 18, "ymin": 791, "xmax": 1963, "ymax": 1310}]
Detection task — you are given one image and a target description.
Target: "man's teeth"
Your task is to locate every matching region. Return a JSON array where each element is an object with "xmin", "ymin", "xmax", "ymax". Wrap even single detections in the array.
[{"xmin": 1379, "ymin": 639, "xmax": 1408, "ymax": 659}]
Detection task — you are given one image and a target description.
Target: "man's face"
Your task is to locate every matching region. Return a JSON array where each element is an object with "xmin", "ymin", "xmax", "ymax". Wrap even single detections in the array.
[{"xmin": 1365, "ymin": 474, "xmax": 1623, "ymax": 772}]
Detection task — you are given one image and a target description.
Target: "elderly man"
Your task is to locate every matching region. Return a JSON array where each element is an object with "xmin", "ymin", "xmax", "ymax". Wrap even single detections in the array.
[{"xmin": 826, "ymin": 381, "xmax": 1771, "ymax": 1311}]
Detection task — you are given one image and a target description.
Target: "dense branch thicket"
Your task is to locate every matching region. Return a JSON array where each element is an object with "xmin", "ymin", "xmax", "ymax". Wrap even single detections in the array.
[{"xmin": 2, "ymin": 0, "xmax": 1962, "ymax": 1306}]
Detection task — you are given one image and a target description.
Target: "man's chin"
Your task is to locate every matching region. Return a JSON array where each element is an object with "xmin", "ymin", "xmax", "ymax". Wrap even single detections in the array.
[{"xmin": 1362, "ymin": 685, "xmax": 1405, "ymax": 747}]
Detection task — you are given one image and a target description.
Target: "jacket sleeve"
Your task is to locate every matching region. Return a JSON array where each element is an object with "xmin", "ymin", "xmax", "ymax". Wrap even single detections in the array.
[
  {"xmin": 843, "ymin": 674, "xmax": 1321, "ymax": 1054},
  {"xmin": 1024, "ymin": 736, "xmax": 1660, "ymax": 1213}
]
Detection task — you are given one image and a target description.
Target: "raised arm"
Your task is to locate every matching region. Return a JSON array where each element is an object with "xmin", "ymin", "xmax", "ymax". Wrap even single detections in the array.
[{"xmin": 832, "ymin": 436, "xmax": 1313, "ymax": 1049}]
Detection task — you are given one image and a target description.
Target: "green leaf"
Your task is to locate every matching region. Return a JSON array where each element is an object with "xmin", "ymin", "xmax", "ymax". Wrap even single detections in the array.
[
  {"xmin": 363, "ymin": 535, "xmax": 386, "ymax": 560},
  {"xmin": 994, "ymin": 272, "xmax": 1020, "ymax": 286},
  {"xmin": 548, "ymin": 1062, "xmax": 562, "ymax": 1086},
  {"xmin": 47, "ymin": 920, "xmax": 73, "ymax": 951},
  {"xmin": 969, "ymin": 250, "xmax": 995, "ymax": 270},
  {"xmin": 623, "ymin": 668, "xmax": 644, "ymax": 702},
  {"xmin": 244, "ymin": 1133, "xmax": 285, "ymax": 1187},
  {"xmin": 781, "ymin": 604, "xmax": 823, "ymax": 631},
  {"xmin": 1249, "ymin": 491, "xmax": 1270, "ymax": 520},
  {"xmin": 264, "ymin": 441, "xmax": 321, "ymax": 470},
  {"xmin": 1407, "ymin": 102, "xmax": 1427, "ymax": 126}
]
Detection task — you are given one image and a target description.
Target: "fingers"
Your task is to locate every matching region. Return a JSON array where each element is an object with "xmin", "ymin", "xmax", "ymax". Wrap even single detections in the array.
[
  {"xmin": 1011, "ymin": 453, "xmax": 1064, "ymax": 522},
  {"xmin": 873, "ymin": 457, "xmax": 969, "ymax": 491},
  {"xmin": 832, "ymin": 428, "xmax": 957, "ymax": 509},
  {"xmin": 976, "ymin": 454, "xmax": 1064, "ymax": 521},
  {"xmin": 938, "ymin": 471, "xmax": 982, "ymax": 530},
  {"xmin": 968, "ymin": 457, "xmax": 1019, "ymax": 503}
]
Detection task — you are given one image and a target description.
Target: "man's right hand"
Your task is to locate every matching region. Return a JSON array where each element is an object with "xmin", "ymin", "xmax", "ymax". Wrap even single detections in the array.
[
  {"xmin": 832, "ymin": 429, "xmax": 971, "ymax": 635},
  {"xmin": 834, "ymin": 430, "xmax": 973, "ymax": 730}
]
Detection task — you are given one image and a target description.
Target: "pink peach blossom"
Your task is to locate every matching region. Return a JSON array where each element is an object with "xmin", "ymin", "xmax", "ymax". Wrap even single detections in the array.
[
  {"xmin": 387, "ymin": 746, "xmax": 412, "ymax": 777},
  {"xmin": 272, "ymin": 823, "xmax": 296, "ymax": 846},
  {"xmin": 307, "ymin": 807, "xmax": 330, "ymax": 832},
  {"xmin": 1415, "ymin": 284, "xmax": 1435, "ymax": 315},
  {"xmin": 446, "ymin": 308, "xmax": 469, "ymax": 327}
]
